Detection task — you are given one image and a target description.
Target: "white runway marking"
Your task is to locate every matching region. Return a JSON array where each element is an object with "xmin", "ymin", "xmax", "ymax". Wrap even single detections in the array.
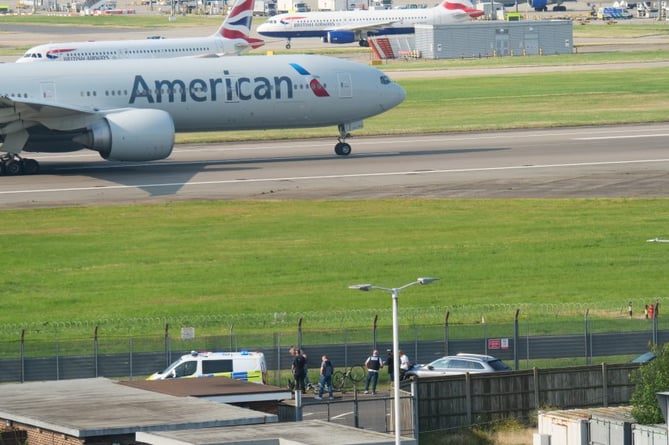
[{"xmin": 2, "ymin": 158, "xmax": 669, "ymax": 196}]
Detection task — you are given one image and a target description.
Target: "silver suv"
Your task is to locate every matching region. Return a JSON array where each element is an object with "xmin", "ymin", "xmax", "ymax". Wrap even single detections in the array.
[{"xmin": 404, "ymin": 353, "xmax": 511, "ymax": 379}]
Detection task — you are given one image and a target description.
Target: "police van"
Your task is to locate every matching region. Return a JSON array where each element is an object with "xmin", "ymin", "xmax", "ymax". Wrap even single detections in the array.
[{"xmin": 147, "ymin": 350, "xmax": 267, "ymax": 384}]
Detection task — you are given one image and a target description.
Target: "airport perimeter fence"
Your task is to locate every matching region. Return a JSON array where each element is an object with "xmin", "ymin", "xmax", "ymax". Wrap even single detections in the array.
[{"xmin": 0, "ymin": 302, "xmax": 665, "ymax": 384}]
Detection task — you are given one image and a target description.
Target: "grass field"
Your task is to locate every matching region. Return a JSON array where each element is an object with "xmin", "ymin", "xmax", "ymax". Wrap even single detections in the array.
[{"xmin": 0, "ymin": 199, "xmax": 667, "ymax": 339}]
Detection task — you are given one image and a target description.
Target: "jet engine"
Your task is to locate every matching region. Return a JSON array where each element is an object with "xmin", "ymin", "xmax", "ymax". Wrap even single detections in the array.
[
  {"xmin": 324, "ymin": 31, "xmax": 356, "ymax": 44},
  {"xmin": 75, "ymin": 109, "xmax": 175, "ymax": 162},
  {"xmin": 527, "ymin": 0, "xmax": 548, "ymax": 10}
]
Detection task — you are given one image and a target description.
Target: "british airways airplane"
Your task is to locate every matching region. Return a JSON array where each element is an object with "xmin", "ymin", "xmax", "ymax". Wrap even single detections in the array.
[
  {"xmin": 17, "ymin": 0, "xmax": 263, "ymax": 63},
  {"xmin": 257, "ymin": 0, "xmax": 483, "ymax": 49},
  {"xmin": 0, "ymin": 54, "xmax": 405, "ymax": 175}
]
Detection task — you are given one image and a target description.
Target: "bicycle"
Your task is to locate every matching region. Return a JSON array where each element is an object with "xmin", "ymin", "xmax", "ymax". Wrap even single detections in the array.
[{"xmin": 332, "ymin": 365, "xmax": 366, "ymax": 393}]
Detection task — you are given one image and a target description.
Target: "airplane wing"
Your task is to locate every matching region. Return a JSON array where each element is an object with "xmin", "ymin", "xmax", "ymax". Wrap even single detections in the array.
[{"xmin": 0, "ymin": 96, "xmax": 104, "ymax": 133}]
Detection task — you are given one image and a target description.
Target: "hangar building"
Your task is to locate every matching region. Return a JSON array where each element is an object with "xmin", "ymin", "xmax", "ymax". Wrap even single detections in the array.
[{"xmin": 413, "ymin": 20, "xmax": 573, "ymax": 59}]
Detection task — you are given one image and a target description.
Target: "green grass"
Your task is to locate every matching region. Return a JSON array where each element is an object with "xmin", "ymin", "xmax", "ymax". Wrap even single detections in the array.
[
  {"xmin": 0, "ymin": 199, "xmax": 667, "ymax": 339},
  {"xmin": 176, "ymin": 65, "xmax": 669, "ymax": 143}
]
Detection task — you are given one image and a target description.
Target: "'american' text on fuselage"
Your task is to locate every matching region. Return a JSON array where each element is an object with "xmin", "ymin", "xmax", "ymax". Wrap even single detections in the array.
[{"xmin": 129, "ymin": 71, "xmax": 296, "ymax": 104}]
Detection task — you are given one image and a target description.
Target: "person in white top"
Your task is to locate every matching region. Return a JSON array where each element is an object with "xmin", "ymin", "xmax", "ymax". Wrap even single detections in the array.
[{"xmin": 399, "ymin": 350, "xmax": 411, "ymax": 381}]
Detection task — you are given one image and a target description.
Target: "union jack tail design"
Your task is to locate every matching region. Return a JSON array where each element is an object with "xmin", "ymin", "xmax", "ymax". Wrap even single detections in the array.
[
  {"xmin": 217, "ymin": 0, "xmax": 255, "ymax": 41},
  {"xmin": 443, "ymin": 0, "xmax": 484, "ymax": 18}
]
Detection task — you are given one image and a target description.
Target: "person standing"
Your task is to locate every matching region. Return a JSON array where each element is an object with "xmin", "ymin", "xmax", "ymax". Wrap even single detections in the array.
[
  {"xmin": 386, "ymin": 349, "xmax": 394, "ymax": 386},
  {"xmin": 315, "ymin": 355, "xmax": 334, "ymax": 400},
  {"xmin": 364, "ymin": 349, "xmax": 383, "ymax": 394},
  {"xmin": 291, "ymin": 347, "xmax": 307, "ymax": 393},
  {"xmin": 399, "ymin": 350, "xmax": 411, "ymax": 381}
]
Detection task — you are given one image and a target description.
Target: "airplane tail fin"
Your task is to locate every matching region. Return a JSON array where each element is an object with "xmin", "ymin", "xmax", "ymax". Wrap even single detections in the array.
[
  {"xmin": 215, "ymin": 0, "xmax": 257, "ymax": 41},
  {"xmin": 442, "ymin": 0, "xmax": 485, "ymax": 18}
]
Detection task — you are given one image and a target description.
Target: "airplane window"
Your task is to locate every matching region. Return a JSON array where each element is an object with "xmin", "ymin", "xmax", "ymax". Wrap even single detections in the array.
[{"xmin": 380, "ymin": 75, "xmax": 391, "ymax": 85}]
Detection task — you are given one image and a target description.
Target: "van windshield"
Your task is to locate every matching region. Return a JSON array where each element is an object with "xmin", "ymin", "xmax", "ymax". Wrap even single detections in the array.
[{"xmin": 161, "ymin": 359, "xmax": 197, "ymax": 378}]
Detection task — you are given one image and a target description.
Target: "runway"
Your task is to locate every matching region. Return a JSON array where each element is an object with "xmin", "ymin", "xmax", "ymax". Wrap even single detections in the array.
[{"xmin": 2, "ymin": 123, "xmax": 669, "ymax": 208}]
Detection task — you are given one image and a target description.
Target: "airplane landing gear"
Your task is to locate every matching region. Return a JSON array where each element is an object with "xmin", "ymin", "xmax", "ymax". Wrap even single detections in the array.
[
  {"xmin": 334, "ymin": 124, "xmax": 352, "ymax": 156},
  {"xmin": 286, "ymin": 39, "xmax": 292, "ymax": 49},
  {"xmin": 0, "ymin": 153, "xmax": 40, "ymax": 176},
  {"xmin": 358, "ymin": 39, "xmax": 369, "ymax": 47}
]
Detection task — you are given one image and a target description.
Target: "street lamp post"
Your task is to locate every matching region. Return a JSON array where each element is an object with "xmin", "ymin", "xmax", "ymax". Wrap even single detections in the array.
[{"xmin": 349, "ymin": 277, "xmax": 439, "ymax": 445}]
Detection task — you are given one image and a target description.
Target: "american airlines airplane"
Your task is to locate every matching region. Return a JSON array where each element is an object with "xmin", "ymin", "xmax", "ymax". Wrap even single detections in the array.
[
  {"xmin": 17, "ymin": 0, "xmax": 263, "ymax": 63},
  {"xmin": 257, "ymin": 0, "xmax": 483, "ymax": 49},
  {"xmin": 0, "ymin": 54, "xmax": 405, "ymax": 175}
]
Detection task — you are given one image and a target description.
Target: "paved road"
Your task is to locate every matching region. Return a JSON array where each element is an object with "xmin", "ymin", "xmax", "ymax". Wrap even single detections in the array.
[{"xmin": 1, "ymin": 123, "xmax": 668, "ymax": 208}]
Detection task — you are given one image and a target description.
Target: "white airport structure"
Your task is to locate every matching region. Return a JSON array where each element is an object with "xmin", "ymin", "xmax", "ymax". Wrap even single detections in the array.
[{"xmin": 412, "ymin": 20, "xmax": 572, "ymax": 59}]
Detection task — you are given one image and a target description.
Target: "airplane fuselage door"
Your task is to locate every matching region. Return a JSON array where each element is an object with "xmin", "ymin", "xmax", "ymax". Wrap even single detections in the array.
[
  {"xmin": 337, "ymin": 72, "xmax": 352, "ymax": 98},
  {"xmin": 40, "ymin": 81, "xmax": 56, "ymax": 102}
]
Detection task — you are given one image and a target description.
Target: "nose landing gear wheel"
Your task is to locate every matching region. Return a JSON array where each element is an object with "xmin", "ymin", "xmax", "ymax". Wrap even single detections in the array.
[{"xmin": 334, "ymin": 142, "xmax": 352, "ymax": 156}]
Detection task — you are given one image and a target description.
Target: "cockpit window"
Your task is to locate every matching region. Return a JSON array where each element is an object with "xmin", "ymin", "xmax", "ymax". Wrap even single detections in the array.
[{"xmin": 380, "ymin": 75, "xmax": 391, "ymax": 85}]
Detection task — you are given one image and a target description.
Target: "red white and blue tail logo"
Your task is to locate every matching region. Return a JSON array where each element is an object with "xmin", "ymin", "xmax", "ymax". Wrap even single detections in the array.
[
  {"xmin": 289, "ymin": 63, "xmax": 330, "ymax": 97},
  {"xmin": 443, "ymin": 0, "xmax": 484, "ymax": 17},
  {"xmin": 218, "ymin": 0, "xmax": 262, "ymax": 47}
]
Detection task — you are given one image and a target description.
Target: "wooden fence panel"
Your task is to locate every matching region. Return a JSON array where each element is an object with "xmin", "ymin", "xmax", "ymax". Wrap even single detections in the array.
[{"xmin": 415, "ymin": 363, "xmax": 639, "ymax": 433}]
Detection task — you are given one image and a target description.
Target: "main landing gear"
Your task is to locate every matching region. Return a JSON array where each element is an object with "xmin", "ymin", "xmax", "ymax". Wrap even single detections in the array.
[
  {"xmin": 285, "ymin": 38, "xmax": 292, "ymax": 49},
  {"xmin": 334, "ymin": 124, "xmax": 352, "ymax": 156},
  {"xmin": 0, "ymin": 153, "xmax": 40, "ymax": 176}
]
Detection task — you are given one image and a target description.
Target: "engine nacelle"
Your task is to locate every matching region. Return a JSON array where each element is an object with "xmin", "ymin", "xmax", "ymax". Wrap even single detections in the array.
[
  {"xmin": 528, "ymin": 0, "xmax": 548, "ymax": 10},
  {"xmin": 76, "ymin": 109, "xmax": 175, "ymax": 162},
  {"xmin": 326, "ymin": 31, "xmax": 357, "ymax": 44}
]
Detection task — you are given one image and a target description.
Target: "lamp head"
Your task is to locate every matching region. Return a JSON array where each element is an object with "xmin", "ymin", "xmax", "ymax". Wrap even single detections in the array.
[
  {"xmin": 349, "ymin": 284, "xmax": 373, "ymax": 291},
  {"xmin": 417, "ymin": 277, "xmax": 439, "ymax": 285}
]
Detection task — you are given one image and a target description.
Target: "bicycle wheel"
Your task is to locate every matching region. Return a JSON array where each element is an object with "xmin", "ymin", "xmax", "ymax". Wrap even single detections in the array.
[
  {"xmin": 349, "ymin": 365, "xmax": 366, "ymax": 382},
  {"xmin": 332, "ymin": 371, "xmax": 345, "ymax": 391}
]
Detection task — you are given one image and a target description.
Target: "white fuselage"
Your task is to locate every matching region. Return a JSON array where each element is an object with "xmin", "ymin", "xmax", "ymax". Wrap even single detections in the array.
[
  {"xmin": 257, "ymin": 3, "xmax": 477, "ymax": 40},
  {"xmin": 17, "ymin": 35, "xmax": 252, "ymax": 63},
  {"xmin": 0, "ymin": 54, "xmax": 405, "ymax": 148}
]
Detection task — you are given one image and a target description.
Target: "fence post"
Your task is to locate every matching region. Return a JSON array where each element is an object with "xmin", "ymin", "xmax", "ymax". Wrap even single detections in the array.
[
  {"xmin": 129, "ymin": 337, "xmax": 133, "ymax": 379},
  {"xmin": 20, "ymin": 329, "xmax": 24, "ymax": 383},
  {"xmin": 275, "ymin": 332, "xmax": 281, "ymax": 387},
  {"xmin": 533, "ymin": 367, "xmax": 540, "ymax": 409},
  {"xmin": 164, "ymin": 322, "xmax": 170, "ymax": 368},
  {"xmin": 444, "ymin": 311, "xmax": 449, "ymax": 357},
  {"xmin": 601, "ymin": 363, "xmax": 608, "ymax": 407},
  {"xmin": 372, "ymin": 315, "xmax": 378, "ymax": 352},
  {"xmin": 482, "ymin": 315, "xmax": 487, "ymax": 355},
  {"xmin": 465, "ymin": 372, "xmax": 472, "ymax": 425},
  {"xmin": 652, "ymin": 300, "xmax": 660, "ymax": 345},
  {"xmin": 297, "ymin": 317, "xmax": 303, "ymax": 351},
  {"xmin": 94, "ymin": 325, "xmax": 99, "ymax": 377},
  {"xmin": 584, "ymin": 309, "xmax": 590, "ymax": 364},
  {"xmin": 514, "ymin": 309, "xmax": 520, "ymax": 370}
]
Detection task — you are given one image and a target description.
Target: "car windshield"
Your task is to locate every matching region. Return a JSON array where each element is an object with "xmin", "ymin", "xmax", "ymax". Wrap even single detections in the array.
[{"xmin": 488, "ymin": 359, "xmax": 511, "ymax": 371}]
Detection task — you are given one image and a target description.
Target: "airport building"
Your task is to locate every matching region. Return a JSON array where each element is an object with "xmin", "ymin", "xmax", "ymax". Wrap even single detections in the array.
[{"xmin": 412, "ymin": 20, "xmax": 573, "ymax": 59}]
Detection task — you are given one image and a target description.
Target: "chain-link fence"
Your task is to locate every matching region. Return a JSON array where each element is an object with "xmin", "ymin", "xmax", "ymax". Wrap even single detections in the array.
[{"xmin": 0, "ymin": 304, "xmax": 663, "ymax": 384}]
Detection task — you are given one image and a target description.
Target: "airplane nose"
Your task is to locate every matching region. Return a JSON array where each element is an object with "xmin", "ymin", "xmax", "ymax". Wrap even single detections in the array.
[{"xmin": 383, "ymin": 82, "xmax": 406, "ymax": 110}]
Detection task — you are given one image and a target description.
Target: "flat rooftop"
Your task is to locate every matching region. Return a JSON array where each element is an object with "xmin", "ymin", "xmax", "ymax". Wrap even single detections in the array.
[
  {"xmin": 0, "ymin": 378, "xmax": 276, "ymax": 438},
  {"xmin": 137, "ymin": 420, "xmax": 412, "ymax": 445},
  {"xmin": 119, "ymin": 378, "xmax": 292, "ymax": 403}
]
